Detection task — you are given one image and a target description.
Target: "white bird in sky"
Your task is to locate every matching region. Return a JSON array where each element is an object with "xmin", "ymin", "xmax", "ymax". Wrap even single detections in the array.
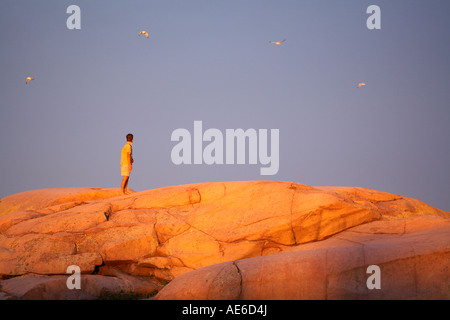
[
  {"xmin": 270, "ymin": 39, "xmax": 286, "ymax": 46},
  {"xmin": 357, "ymin": 83, "xmax": 366, "ymax": 88},
  {"xmin": 26, "ymin": 77, "xmax": 34, "ymax": 84},
  {"xmin": 139, "ymin": 30, "xmax": 149, "ymax": 38}
]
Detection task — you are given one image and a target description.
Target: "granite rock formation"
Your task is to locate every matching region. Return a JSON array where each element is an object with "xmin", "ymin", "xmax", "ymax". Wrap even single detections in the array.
[{"xmin": 0, "ymin": 181, "xmax": 448, "ymax": 299}]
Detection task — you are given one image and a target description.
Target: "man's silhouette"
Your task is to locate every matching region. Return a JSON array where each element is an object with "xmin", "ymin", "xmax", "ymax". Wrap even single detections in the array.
[{"xmin": 121, "ymin": 133, "xmax": 134, "ymax": 195}]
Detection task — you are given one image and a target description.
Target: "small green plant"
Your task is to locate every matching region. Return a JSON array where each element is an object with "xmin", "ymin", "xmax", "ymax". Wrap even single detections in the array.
[{"xmin": 161, "ymin": 279, "xmax": 171, "ymax": 286}]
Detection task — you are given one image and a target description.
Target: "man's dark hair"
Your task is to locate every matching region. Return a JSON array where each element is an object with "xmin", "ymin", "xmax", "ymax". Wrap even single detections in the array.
[{"xmin": 126, "ymin": 133, "xmax": 133, "ymax": 142}]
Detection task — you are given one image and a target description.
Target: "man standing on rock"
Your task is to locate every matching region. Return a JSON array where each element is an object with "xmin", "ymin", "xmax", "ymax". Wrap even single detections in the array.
[{"xmin": 121, "ymin": 133, "xmax": 134, "ymax": 195}]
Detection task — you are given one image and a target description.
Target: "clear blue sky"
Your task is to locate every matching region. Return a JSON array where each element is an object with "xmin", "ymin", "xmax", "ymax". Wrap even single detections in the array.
[{"xmin": 1, "ymin": 0, "xmax": 449, "ymax": 211}]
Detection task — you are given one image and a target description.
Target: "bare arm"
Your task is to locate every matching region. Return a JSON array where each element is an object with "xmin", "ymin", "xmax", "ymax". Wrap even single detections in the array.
[{"xmin": 128, "ymin": 152, "xmax": 133, "ymax": 166}]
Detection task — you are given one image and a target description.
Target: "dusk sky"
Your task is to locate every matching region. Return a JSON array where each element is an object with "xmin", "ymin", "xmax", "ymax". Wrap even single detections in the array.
[{"xmin": 1, "ymin": 1, "xmax": 449, "ymax": 211}]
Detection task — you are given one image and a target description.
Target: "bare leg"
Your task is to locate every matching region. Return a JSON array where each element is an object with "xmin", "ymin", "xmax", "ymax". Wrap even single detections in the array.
[
  {"xmin": 125, "ymin": 176, "xmax": 132, "ymax": 194},
  {"xmin": 121, "ymin": 176, "xmax": 129, "ymax": 195}
]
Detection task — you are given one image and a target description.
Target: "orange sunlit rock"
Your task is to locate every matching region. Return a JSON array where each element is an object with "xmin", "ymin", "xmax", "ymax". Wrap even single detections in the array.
[{"xmin": 0, "ymin": 181, "xmax": 448, "ymax": 299}]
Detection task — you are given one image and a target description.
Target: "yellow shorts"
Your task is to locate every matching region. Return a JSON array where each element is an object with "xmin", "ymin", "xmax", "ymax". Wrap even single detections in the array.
[{"xmin": 121, "ymin": 165, "xmax": 132, "ymax": 176}]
